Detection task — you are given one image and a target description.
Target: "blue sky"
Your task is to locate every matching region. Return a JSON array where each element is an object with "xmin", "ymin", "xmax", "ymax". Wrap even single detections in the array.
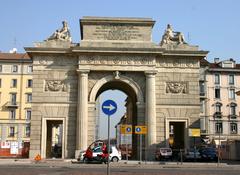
[{"xmin": 1, "ymin": 0, "xmax": 240, "ymax": 62}]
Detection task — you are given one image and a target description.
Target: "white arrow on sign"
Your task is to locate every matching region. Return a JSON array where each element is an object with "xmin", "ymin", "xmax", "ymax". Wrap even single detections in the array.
[{"xmin": 103, "ymin": 104, "xmax": 116, "ymax": 111}]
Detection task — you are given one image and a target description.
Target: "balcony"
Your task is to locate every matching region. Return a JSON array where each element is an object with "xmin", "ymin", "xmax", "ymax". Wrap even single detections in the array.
[
  {"xmin": 229, "ymin": 114, "xmax": 237, "ymax": 119},
  {"xmin": 213, "ymin": 112, "xmax": 222, "ymax": 118},
  {"xmin": 5, "ymin": 101, "xmax": 19, "ymax": 108}
]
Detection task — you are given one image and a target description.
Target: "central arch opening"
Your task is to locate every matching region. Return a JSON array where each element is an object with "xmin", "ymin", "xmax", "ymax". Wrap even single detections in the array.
[{"xmin": 94, "ymin": 80, "xmax": 138, "ymax": 159}]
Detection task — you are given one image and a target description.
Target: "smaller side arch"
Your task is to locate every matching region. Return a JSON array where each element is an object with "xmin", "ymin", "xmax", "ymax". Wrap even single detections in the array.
[{"xmin": 89, "ymin": 75, "xmax": 144, "ymax": 103}]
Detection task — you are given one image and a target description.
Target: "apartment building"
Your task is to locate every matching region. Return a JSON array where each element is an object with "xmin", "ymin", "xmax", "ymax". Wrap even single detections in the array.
[
  {"xmin": 200, "ymin": 58, "xmax": 240, "ymax": 145},
  {"xmin": 0, "ymin": 52, "xmax": 32, "ymax": 157}
]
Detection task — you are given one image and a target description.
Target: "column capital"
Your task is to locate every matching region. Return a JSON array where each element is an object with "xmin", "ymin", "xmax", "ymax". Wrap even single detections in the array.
[
  {"xmin": 76, "ymin": 69, "xmax": 90, "ymax": 75},
  {"xmin": 145, "ymin": 70, "xmax": 158, "ymax": 77}
]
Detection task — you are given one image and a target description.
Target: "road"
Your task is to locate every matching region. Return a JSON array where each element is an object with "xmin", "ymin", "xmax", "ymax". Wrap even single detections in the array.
[{"xmin": 0, "ymin": 162, "xmax": 240, "ymax": 175}]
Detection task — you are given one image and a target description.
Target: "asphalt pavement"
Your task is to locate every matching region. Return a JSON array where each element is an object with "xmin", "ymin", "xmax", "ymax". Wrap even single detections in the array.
[
  {"xmin": 0, "ymin": 159, "xmax": 240, "ymax": 175},
  {"xmin": 0, "ymin": 158, "xmax": 240, "ymax": 168}
]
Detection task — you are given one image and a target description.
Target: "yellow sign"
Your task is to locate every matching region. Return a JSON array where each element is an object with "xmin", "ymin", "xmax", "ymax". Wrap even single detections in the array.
[
  {"xmin": 120, "ymin": 125, "xmax": 132, "ymax": 134},
  {"xmin": 135, "ymin": 125, "xmax": 147, "ymax": 134},
  {"xmin": 189, "ymin": 128, "xmax": 200, "ymax": 137}
]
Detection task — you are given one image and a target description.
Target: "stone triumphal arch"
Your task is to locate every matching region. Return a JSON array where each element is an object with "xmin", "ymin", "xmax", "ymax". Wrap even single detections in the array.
[{"xmin": 25, "ymin": 17, "xmax": 208, "ymax": 159}]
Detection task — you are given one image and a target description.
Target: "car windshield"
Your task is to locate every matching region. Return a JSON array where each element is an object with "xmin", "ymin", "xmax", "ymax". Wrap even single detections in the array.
[{"xmin": 93, "ymin": 146, "xmax": 102, "ymax": 152}]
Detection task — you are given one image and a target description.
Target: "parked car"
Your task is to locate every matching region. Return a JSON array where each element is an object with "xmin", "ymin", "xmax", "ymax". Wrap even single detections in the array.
[
  {"xmin": 78, "ymin": 145, "xmax": 122, "ymax": 163},
  {"xmin": 182, "ymin": 148, "xmax": 201, "ymax": 161},
  {"xmin": 199, "ymin": 147, "xmax": 218, "ymax": 162},
  {"xmin": 155, "ymin": 148, "xmax": 173, "ymax": 161}
]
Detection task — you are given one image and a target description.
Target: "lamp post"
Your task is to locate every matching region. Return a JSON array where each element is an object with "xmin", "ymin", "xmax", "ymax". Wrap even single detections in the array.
[{"xmin": 217, "ymin": 124, "xmax": 221, "ymax": 166}]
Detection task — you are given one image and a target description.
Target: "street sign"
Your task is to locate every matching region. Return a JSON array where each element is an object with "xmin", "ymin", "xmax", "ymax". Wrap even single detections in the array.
[
  {"xmin": 120, "ymin": 125, "xmax": 132, "ymax": 134},
  {"xmin": 102, "ymin": 100, "xmax": 117, "ymax": 116},
  {"xmin": 189, "ymin": 128, "xmax": 200, "ymax": 137},
  {"xmin": 101, "ymin": 99, "xmax": 118, "ymax": 175},
  {"xmin": 135, "ymin": 125, "xmax": 147, "ymax": 134}
]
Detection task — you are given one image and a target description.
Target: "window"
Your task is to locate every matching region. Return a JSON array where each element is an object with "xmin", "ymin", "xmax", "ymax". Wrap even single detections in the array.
[
  {"xmin": 9, "ymin": 110, "xmax": 16, "ymax": 119},
  {"xmin": 27, "ymin": 79, "xmax": 33, "ymax": 88},
  {"xmin": 230, "ymin": 105, "xmax": 236, "ymax": 115},
  {"xmin": 229, "ymin": 89, "xmax": 235, "ymax": 100},
  {"xmin": 25, "ymin": 125, "xmax": 31, "ymax": 137},
  {"xmin": 9, "ymin": 127, "xmax": 15, "ymax": 137},
  {"xmin": 214, "ymin": 103, "xmax": 222, "ymax": 118},
  {"xmin": 229, "ymin": 103, "xmax": 237, "ymax": 119},
  {"xmin": 199, "ymin": 81, "xmax": 205, "ymax": 96},
  {"xmin": 230, "ymin": 123, "xmax": 237, "ymax": 134},
  {"xmin": 27, "ymin": 65, "xmax": 33, "ymax": 73},
  {"xmin": 10, "ymin": 93, "xmax": 17, "ymax": 105},
  {"xmin": 0, "ymin": 65, "xmax": 2, "ymax": 72},
  {"xmin": 26, "ymin": 110, "xmax": 31, "ymax": 120},
  {"xmin": 214, "ymin": 74, "xmax": 220, "ymax": 84},
  {"xmin": 215, "ymin": 122, "xmax": 223, "ymax": 133},
  {"xmin": 12, "ymin": 65, "xmax": 18, "ymax": 73},
  {"xmin": 11, "ymin": 79, "xmax": 17, "ymax": 88},
  {"xmin": 215, "ymin": 88, "xmax": 221, "ymax": 99},
  {"xmin": 215, "ymin": 103, "xmax": 222, "ymax": 112},
  {"xmin": 200, "ymin": 99, "xmax": 205, "ymax": 113},
  {"xmin": 26, "ymin": 93, "xmax": 32, "ymax": 103},
  {"xmin": 229, "ymin": 75, "xmax": 235, "ymax": 85}
]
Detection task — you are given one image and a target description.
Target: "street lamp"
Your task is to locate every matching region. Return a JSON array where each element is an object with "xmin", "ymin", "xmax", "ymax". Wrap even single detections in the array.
[{"xmin": 217, "ymin": 124, "xmax": 221, "ymax": 166}]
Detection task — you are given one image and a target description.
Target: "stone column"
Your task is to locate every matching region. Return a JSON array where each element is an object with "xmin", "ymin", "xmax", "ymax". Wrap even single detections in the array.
[
  {"xmin": 76, "ymin": 69, "xmax": 89, "ymax": 153},
  {"xmin": 145, "ymin": 71, "xmax": 157, "ymax": 146}
]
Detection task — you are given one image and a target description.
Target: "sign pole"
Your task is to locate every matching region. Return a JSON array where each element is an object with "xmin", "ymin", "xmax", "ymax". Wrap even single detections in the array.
[
  {"xmin": 107, "ymin": 114, "xmax": 110, "ymax": 175},
  {"xmin": 140, "ymin": 134, "xmax": 142, "ymax": 164},
  {"xmin": 135, "ymin": 125, "xmax": 147, "ymax": 164},
  {"xmin": 126, "ymin": 134, "xmax": 128, "ymax": 162},
  {"xmin": 102, "ymin": 99, "xmax": 117, "ymax": 175}
]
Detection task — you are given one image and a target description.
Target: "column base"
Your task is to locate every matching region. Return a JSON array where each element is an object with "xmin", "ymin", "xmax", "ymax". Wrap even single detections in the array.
[{"xmin": 75, "ymin": 149, "xmax": 85, "ymax": 159}]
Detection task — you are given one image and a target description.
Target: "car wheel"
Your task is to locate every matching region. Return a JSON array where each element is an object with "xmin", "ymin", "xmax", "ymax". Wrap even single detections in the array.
[
  {"xmin": 111, "ymin": 156, "xmax": 119, "ymax": 162},
  {"xmin": 83, "ymin": 157, "xmax": 88, "ymax": 163}
]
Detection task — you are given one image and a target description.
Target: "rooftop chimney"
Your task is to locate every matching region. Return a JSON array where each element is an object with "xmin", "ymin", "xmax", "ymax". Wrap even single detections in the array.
[{"xmin": 214, "ymin": 57, "xmax": 220, "ymax": 63}]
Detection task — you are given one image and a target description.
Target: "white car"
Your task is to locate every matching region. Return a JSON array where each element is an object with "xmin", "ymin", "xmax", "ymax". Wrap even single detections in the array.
[{"xmin": 78, "ymin": 145, "xmax": 122, "ymax": 162}]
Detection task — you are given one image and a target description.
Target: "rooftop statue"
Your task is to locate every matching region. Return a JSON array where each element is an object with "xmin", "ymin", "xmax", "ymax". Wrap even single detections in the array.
[
  {"xmin": 161, "ymin": 24, "xmax": 186, "ymax": 45},
  {"xmin": 46, "ymin": 21, "xmax": 72, "ymax": 42}
]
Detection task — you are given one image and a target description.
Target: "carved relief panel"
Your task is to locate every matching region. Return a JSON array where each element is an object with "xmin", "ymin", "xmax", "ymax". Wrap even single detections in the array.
[
  {"xmin": 45, "ymin": 80, "xmax": 67, "ymax": 92},
  {"xmin": 166, "ymin": 82, "xmax": 188, "ymax": 94}
]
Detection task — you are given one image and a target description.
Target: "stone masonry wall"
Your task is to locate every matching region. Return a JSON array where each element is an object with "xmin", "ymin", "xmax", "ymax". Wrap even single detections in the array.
[{"xmin": 30, "ymin": 55, "xmax": 78, "ymax": 158}]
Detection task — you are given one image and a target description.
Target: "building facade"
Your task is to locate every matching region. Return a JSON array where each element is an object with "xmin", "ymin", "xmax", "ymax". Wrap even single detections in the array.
[
  {"xmin": 25, "ymin": 17, "xmax": 208, "ymax": 159},
  {"xmin": 0, "ymin": 53, "xmax": 32, "ymax": 157},
  {"xmin": 201, "ymin": 58, "xmax": 240, "ymax": 145}
]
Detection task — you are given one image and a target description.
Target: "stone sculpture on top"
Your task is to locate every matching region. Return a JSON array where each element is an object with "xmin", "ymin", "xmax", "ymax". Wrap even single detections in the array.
[
  {"xmin": 161, "ymin": 24, "xmax": 186, "ymax": 45},
  {"xmin": 46, "ymin": 21, "xmax": 72, "ymax": 42}
]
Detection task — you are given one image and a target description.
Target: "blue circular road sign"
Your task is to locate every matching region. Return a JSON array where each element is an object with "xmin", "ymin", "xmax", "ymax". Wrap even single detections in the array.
[
  {"xmin": 136, "ymin": 127, "xmax": 141, "ymax": 132},
  {"xmin": 102, "ymin": 100, "xmax": 117, "ymax": 116},
  {"xmin": 126, "ymin": 127, "xmax": 131, "ymax": 132}
]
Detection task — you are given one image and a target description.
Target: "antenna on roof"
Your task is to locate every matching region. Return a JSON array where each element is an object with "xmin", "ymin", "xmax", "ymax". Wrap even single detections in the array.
[
  {"xmin": 9, "ymin": 37, "xmax": 18, "ymax": 53},
  {"xmin": 14, "ymin": 37, "xmax": 17, "ymax": 47},
  {"xmin": 187, "ymin": 32, "xmax": 191, "ymax": 44}
]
